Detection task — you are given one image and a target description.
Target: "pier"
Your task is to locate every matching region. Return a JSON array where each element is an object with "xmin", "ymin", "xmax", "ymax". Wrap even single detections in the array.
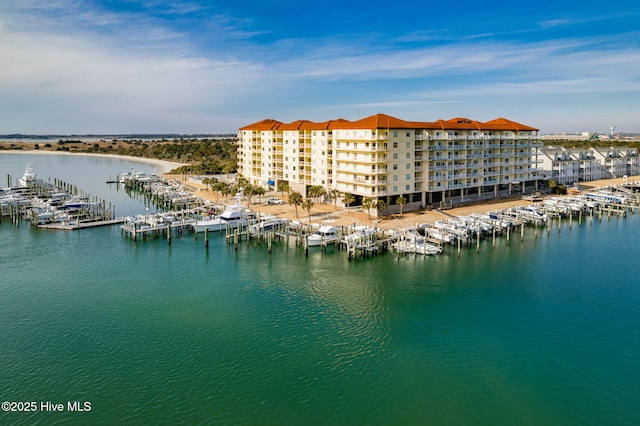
[
  {"xmin": 8, "ymin": 167, "xmax": 637, "ymax": 260},
  {"xmin": 2, "ymin": 171, "xmax": 117, "ymax": 230},
  {"xmin": 115, "ymin": 176, "xmax": 640, "ymax": 261}
]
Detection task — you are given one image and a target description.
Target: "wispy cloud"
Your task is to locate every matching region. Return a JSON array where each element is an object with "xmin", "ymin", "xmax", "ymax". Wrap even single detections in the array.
[{"xmin": 1, "ymin": 1, "xmax": 639, "ymax": 133}]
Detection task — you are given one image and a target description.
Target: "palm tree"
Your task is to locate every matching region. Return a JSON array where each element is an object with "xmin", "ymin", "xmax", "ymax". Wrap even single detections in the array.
[
  {"xmin": 253, "ymin": 186, "xmax": 265, "ymax": 204},
  {"xmin": 201, "ymin": 177, "xmax": 211, "ymax": 191},
  {"xmin": 219, "ymin": 182, "xmax": 232, "ymax": 201},
  {"xmin": 288, "ymin": 191, "xmax": 303, "ymax": 218},
  {"xmin": 397, "ymin": 196, "xmax": 407, "ymax": 215},
  {"xmin": 278, "ymin": 182, "xmax": 290, "ymax": 197},
  {"xmin": 209, "ymin": 181, "xmax": 220, "ymax": 200},
  {"xmin": 376, "ymin": 199, "xmax": 387, "ymax": 218},
  {"xmin": 308, "ymin": 185, "xmax": 326, "ymax": 203},
  {"xmin": 244, "ymin": 183, "xmax": 255, "ymax": 207},
  {"xmin": 236, "ymin": 175, "xmax": 248, "ymax": 189},
  {"xmin": 361, "ymin": 197, "xmax": 373, "ymax": 220},
  {"xmin": 329, "ymin": 188, "xmax": 341, "ymax": 210},
  {"xmin": 301, "ymin": 198, "xmax": 314, "ymax": 223},
  {"xmin": 342, "ymin": 192, "xmax": 355, "ymax": 210}
]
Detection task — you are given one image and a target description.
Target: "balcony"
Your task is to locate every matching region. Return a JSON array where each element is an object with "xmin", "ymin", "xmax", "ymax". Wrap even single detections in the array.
[{"xmin": 448, "ymin": 183, "xmax": 467, "ymax": 189}]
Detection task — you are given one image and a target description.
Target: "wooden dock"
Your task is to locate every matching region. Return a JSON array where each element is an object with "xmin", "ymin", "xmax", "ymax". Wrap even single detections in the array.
[{"xmin": 39, "ymin": 217, "xmax": 125, "ymax": 230}]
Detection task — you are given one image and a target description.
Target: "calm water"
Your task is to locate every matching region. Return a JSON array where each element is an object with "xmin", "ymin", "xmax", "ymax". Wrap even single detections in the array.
[{"xmin": 1, "ymin": 153, "xmax": 640, "ymax": 425}]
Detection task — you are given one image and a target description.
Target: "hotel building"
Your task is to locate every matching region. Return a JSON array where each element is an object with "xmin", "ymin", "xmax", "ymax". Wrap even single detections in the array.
[{"xmin": 238, "ymin": 114, "xmax": 542, "ymax": 214}]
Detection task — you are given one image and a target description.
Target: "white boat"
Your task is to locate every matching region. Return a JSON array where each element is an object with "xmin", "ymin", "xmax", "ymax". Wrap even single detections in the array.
[
  {"xmin": 64, "ymin": 196, "xmax": 96, "ymax": 210},
  {"xmin": 18, "ymin": 163, "xmax": 36, "ymax": 187},
  {"xmin": 342, "ymin": 225, "xmax": 376, "ymax": 247},
  {"xmin": 307, "ymin": 225, "xmax": 338, "ymax": 247},
  {"xmin": 119, "ymin": 169, "xmax": 159, "ymax": 184},
  {"xmin": 248, "ymin": 216, "xmax": 289, "ymax": 234},
  {"xmin": 0, "ymin": 192, "xmax": 31, "ymax": 207},
  {"xmin": 584, "ymin": 191, "xmax": 626, "ymax": 205},
  {"xmin": 192, "ymin": 204, "xmax": 253, "ymax": 233},
  {"xmin": 46, "ymin": 192, "xmax": 70, "ymax": 206},
  {"xmin": 514, "ymin": 206, "xmax": 548, "ymax": 222},
  {"xmin": 28, "ymin": 207, "xmax": 56, "ymax": 224},
  {"xmin": 393, "ymin": 230, "xmax": 442, "ymax": 255}
]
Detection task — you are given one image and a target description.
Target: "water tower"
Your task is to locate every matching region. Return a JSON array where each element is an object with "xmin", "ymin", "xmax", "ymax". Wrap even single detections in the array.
[{"xmin": 609, "ymin": 126, "xmax": 615, "ymax": 138}]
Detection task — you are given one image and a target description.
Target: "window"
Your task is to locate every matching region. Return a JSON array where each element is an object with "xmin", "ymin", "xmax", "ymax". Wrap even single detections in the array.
[
  {"xmin": 405, "ymin": 174, "xmax": 410, "ymax": 180},
  {"xmin": 393, "ymin": 153, "xmax": 398, "ymax": 159},
  {"xmin": 393, "ymin": 142, "xmax": 398, "ymax": 148},
  {"xmin": 393, "ymin": 164, "xmax": 398, "ymax": 170},
  {"xmin": 406, "ymin": 142, "xmax": 410, "ymax": 148},
  {"xmin": 406, "ymin": 185, "xmax": 410, "ymax": 191},
  {"xmin": 406, "ymin": 132, "xmax": 410, "ymax": 137},
  {"xmin": 406, "ymin": 153, "xmax": 410, "ymax": 159},
  {"xmin": 406, "ymin": 163, "xmax": 410, "ymax": 169},
  {"xmin": 393, "ymin": 175, "xmax": 398, "ymax": 181},
  {"xmin": 393, "ymin": 131, "xmax": 398, "ymax": 137},
  {"xmin": 393, "ymin": 185, "xmax": 398, "ymax": 192}
]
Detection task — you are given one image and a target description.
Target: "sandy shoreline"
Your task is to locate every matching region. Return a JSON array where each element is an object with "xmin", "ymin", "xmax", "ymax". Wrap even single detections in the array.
[{"xmin": 0, "ymin": 150, "xmax": 184, "ymax": 174}]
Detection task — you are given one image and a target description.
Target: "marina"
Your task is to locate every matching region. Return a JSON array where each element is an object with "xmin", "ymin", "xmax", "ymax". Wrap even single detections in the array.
[
  {"xmin": 114, "ymin": 170, "xmax": 640, "ymax": 261},
  {"xmin": 6, "ymin": 160, "xmax": 638, "ymax": 260},
  {"xmin": 1, "ymin": 163, "xmax": 118, "ymax": 229}
]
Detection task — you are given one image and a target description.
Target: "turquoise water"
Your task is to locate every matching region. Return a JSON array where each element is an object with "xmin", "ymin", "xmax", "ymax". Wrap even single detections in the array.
[{"xmin": 1, "ymin": 154, "xmax": 640, "ymax": 425}]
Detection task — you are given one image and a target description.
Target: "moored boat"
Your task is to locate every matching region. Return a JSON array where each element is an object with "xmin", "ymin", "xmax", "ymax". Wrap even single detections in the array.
[
  {"xmin": 18, "ymin": 163, "xmax": 36, "ymax": 187},
  {"xmin": 192, "ymin": 204, "xmax": 254, "ymax": 233},
  {"xmin": 307, "ymin": 225, "xmax": 338, "ymax": 247}
]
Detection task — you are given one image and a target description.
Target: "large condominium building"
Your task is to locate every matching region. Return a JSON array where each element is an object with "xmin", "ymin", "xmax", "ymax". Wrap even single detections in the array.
[{"xmin": 238, "ymin": 113, "xmax": 541, "ymax": 212}]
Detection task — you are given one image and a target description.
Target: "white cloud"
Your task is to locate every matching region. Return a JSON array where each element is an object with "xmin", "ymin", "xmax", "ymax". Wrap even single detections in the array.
[{"xmin": 1, "ymin": 1, "xmax": 639, "ymax": 133}]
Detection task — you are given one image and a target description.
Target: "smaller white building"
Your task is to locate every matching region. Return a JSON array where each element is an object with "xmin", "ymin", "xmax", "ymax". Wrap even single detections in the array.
[{"xmin": 591, "ymin": 147, "xmax": 635, "ymax": 179}]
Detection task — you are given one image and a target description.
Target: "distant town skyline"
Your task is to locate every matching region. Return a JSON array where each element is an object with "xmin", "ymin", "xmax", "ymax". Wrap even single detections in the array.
[{"xmin": 1, "ymin": 1, "xmax": 638, "ymax": 135}]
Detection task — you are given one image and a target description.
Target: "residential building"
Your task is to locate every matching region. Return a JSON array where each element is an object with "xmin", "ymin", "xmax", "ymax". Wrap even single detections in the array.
[
  {"xmin": 238, "ymin": 114, "xmax": 542, "ymax": 214},
  {"xmin": 591, "ymin": 146, "xmax": 638, "ymax": 178}
]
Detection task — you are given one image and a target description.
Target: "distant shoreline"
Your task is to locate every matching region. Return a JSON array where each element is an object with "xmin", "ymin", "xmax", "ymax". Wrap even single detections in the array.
[{"xmin": 0, "ymin": 150, "xmax": 185, "ymax": 174}]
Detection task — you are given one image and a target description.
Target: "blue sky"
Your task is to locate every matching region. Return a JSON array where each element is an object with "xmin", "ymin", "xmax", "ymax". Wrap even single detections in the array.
[{"xmin": 1, "ymin": 0, "xmax": 638, "ymax": 134}]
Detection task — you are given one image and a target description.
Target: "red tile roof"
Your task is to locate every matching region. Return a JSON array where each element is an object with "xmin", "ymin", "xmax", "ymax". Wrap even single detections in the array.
[
  {"xmin": 238, "ymin": 119, "xmax": 283, "ymax": 131},
  {"xmin": 239, "ymin": 114, "xmax": 538, "ymax": 132}
]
